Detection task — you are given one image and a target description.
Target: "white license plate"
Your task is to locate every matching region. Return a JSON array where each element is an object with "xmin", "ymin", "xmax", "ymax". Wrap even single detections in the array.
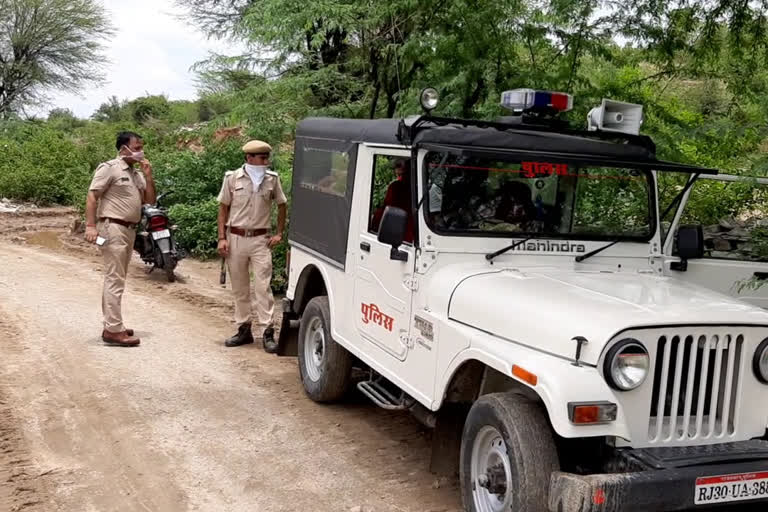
[
  {"xmin": 694, "ymin": 471, "xmax": 768, "ymax": 505},
  {"xmin": 151, "ymin": 229, "xmax": 170, "ymax": 240}
]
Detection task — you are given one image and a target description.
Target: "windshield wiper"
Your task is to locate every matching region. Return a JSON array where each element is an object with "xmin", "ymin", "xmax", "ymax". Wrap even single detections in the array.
[
  {"xmin": 485, "ymin": 237, "xmax": 535, "ymax": 263},
  {"xmin": 575, "ymin": 240, "xmax": 621, "ymax": 263}
]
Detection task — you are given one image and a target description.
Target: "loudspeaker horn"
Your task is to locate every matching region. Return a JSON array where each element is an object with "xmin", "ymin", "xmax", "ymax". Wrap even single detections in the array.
[{"xmin": 587, "ymin": 99, "xmax": 644, "ymax": 135}]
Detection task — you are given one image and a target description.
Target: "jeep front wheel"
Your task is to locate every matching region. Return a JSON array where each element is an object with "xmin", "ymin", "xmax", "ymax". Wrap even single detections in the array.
[
  {"xmin": 297, "ymin": 296, "xmax": 353, "ymax": 402},
  {"xmin": 461, "ymin": 393, "xmax": 560, "ymax": 512}
]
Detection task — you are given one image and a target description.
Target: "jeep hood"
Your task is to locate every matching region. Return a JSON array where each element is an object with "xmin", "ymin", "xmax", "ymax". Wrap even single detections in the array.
[{"xmin": 448, "ymin": 269, "xmax": 768, "ymax": 366}]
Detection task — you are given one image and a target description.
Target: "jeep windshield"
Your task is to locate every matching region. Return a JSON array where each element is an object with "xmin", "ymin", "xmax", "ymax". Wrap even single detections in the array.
[{"xmin": 424, "ymin": 151, "xmax": 655, "ymax": 241}]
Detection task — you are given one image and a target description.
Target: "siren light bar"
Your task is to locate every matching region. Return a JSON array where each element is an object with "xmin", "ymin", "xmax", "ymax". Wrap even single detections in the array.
[{"xmin": 501, "ymin": 88, "xmax": 573, "ymax": 113}]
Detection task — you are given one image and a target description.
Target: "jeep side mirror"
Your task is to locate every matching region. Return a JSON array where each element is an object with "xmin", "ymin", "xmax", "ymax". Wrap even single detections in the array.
[
  {"xmin": 377, "ymin": 207, "xmax": 408, "ymax": 262},
  {"xmin": 672, "ymin": 224, "xmax": 704, "ymax": 271}
]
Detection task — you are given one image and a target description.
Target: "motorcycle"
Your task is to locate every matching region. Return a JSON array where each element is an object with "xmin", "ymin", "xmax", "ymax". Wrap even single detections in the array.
[{"xmin": 133, "ymin": 191, "xmax": 185, "ymax": 282}]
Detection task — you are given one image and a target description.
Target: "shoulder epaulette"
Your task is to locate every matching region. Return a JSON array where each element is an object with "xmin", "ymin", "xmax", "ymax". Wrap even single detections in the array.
[{"xmin": 266, "ymin": 170, "xmax": 279, "ymax": 177}]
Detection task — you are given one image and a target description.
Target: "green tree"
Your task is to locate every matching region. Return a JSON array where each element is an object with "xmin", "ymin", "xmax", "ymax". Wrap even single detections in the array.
[
  {"xmin": 127, "ymin": 95, "xmax": 172, "ymax": 123},
  {"xmin": 92, "ymin": 96, "xmax": 127, "ymax": 123},
  {"xmin": 0, "ymin": 0, "xmax": 113, "ymax": 118},
  {"xmin": 47, "ymin": 108, "xmax": 86, "ymax": 130}
]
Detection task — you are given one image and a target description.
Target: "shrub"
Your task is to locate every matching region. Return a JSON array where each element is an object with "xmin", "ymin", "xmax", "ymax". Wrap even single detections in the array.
[
  {"xmin": 0, "ymin": 122, "xmax": 91, "ymax": 205},
  {"xmin": 168, "ymin": 198, "xmax": 220, "ymax": 258}
]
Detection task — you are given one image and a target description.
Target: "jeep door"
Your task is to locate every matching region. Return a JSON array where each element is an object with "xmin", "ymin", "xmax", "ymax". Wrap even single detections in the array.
[
  {"xmin": 352, "ymin": 147, "xmax": 416, "ymax": 363},
  {"xmin": 663, "ymin": 174, "xmax": 768, "ymax": 308}
]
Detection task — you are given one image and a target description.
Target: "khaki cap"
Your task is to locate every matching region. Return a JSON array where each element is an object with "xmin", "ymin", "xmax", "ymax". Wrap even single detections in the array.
[{"xmin": 242, "ymin": 140, "xmax": 272, "ymax": 154}]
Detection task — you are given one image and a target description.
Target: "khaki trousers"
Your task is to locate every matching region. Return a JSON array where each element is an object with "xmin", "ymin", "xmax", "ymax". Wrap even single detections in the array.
[
  {"xmin": 227, "ymin": 233, "xmax": 274, "ymax": 334},
  {"xmin": 99, "ymin": 220, "xmax": 136, "ymax": 333}
]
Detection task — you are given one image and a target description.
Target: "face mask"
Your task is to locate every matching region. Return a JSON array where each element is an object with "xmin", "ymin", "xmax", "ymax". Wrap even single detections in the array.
[
  {"xmin": 244, "ymin": 164, "xmax": 268, "ymax": 188},
  {"xmin": 244, "ymin": 164, "xmax": 267, "ymax": 174},
  {"xmin": 121, "ymin": 146, "xmax": 144, "ymax": 162}
]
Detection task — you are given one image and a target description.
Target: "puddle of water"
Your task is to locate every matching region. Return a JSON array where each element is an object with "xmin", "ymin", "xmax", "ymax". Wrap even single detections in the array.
[{"xmin": 25, "ymin": 231, "xmax": 63, "ymax": 250}]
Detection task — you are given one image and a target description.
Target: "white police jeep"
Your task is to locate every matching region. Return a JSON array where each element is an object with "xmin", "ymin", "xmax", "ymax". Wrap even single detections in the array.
[{"xmin": 269, "ymin": 89, "xmax": 768, "ymax": 511}]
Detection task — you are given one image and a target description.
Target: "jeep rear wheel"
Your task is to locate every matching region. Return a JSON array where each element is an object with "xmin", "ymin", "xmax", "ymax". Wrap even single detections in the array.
[
  {"xmin": 298, "ymin": 296, "xmax": 353, "ymax": 402},
  {"xmin": 461, "ymin": 393, "xmax": 559, "ymax": 512}
]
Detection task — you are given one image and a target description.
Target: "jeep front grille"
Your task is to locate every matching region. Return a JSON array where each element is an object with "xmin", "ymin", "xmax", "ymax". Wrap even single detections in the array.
[{"xmin": 647, "ymin": 333, "xmax": 744, "ymax": 443}]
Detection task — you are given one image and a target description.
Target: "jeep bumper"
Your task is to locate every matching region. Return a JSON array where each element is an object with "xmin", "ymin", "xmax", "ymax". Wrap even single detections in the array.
[{"xmin": 549, "ymin": 441, "xmax": 768, "ymax": 512}]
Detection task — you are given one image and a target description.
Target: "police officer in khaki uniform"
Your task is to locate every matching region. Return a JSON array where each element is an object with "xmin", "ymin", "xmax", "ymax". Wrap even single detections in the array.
[
  {"xmin": 217, "ymin": 140, "xmax": 287, "ymax": 347},
  {"xmin": 85, "ymin": 131, "xmax": 156, "ymax": 346}
]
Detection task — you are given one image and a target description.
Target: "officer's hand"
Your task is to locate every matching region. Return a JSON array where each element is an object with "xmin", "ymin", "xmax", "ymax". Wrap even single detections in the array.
[
  {"xmin": 139, "ymin": 159, "xmax": 153, "ymax": 176},
  {"xmin": 268, "ymin": 234, "xmax": 282, "ymax": 249},
  {"xmin": 218, "ymin": 239, "xmax": 229, "ymax": 258},
  {"xmin": 85, "ymin": 225, "xmax": 98, "ymax": 243}
]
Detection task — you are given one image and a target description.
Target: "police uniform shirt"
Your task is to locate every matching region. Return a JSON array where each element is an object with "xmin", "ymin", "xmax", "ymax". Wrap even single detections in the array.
[
  {"xmin": 217, "ymin": 167, "xmax": 287, "ymax": 230},
  {"xmin": 89, "ymin": 158, "xmax": 146, "ymax": 223}
]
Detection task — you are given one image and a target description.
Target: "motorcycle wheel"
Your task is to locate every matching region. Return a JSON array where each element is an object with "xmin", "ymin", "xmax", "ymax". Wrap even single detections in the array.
[{"xmin": 162, "ymin": 253, "xmax": 177, "ymax": 283}]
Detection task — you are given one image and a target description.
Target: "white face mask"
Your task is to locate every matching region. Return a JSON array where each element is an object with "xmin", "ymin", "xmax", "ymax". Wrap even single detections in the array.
[
  {"xmin": 244, "ymin": 164, "xmax": 267, "ymax": 175},
  {"xmin": 244, "ymin": 164, "xmax": 268, "ymax": 188}
]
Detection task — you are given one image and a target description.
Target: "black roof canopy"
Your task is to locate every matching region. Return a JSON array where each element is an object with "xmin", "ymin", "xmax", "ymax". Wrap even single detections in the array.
[
  {"xmin": 295, "ymin": 116, "xmax": 718, "ymax": 175},
  {"xmin": 296, "ymin": 117, "xmax": 402, "ymax": 146}
]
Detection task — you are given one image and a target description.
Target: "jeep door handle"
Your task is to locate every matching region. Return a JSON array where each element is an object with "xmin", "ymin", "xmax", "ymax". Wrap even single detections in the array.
[
  {"xmin": 360, "ymin": 242, "xmax": 371, "ymax": 252},
  {"xmin": 754, "ymin": 272, "xmax": 768, "ymax": 280}
]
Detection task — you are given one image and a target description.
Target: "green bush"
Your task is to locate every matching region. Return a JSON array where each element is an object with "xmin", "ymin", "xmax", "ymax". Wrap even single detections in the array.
[
  {"xmin": 0, "ymin": 122, "xmax": 91, "ymax": 205},
  {"xmin": 168, "ymin": 198, "xmax": 220, "ymax": 258}
]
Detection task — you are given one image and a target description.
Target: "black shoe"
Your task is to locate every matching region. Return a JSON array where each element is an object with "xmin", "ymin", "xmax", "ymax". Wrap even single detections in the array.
[
  {"xmin": 225, "ymin": 322, "xmax": 254, "ymax": 347},
  {"xmin": 262, "ymin": 326, "xmax": 279, "ymax": 353},
  {"xmin": 263, "ymin": 326, "xmax": 275, "ymax": 344}
]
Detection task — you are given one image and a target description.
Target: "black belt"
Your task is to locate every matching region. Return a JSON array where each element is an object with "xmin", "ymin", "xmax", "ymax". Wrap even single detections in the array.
[{"xmin": 100, "ymin": 217, "xmax": 137, "ymax": 229}]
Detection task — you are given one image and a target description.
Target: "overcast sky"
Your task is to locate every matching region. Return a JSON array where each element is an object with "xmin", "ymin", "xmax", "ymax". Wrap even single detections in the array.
[{"xmin": 39, "ymin": 0, "xmax": 245, "ymax": 119}]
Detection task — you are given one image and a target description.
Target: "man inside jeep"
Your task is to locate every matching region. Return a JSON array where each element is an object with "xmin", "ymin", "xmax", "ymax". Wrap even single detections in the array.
[
  {"xmin": 371, "ymin": 158, "xmax": 414, "ymax": 243},
  {"xmin": 494, "ymin": 180, "xmax": 537, "ymax": 229},
  {"xmin": 438, "ymin": 171, "xmax": 538, "ymax": 232}
]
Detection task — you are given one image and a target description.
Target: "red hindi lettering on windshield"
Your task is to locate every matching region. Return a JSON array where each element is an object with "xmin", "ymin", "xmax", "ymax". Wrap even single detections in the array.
[{"xmin": 522, "ymin": 161, "xmax": 569, "ymax": 178}]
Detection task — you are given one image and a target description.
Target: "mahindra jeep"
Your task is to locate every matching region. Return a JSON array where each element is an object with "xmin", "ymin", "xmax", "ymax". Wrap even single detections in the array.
[{"xmin": 269, "ymin": 89, "xmax": 768, "ymax": 511}]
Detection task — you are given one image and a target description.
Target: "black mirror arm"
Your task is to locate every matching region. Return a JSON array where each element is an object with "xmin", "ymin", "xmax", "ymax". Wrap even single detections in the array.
[
  {"xmin": 660, "ymin": 173, "xmax": 701, "ymax": 221},
  {"xmin": 156, "ymin": 190, "xmax": 174, "ymax": 208}
]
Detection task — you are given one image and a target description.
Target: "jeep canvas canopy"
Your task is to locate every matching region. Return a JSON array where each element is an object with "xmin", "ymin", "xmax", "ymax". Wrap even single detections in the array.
[{"xmin": 289, "ymin": 117, "xmax": 717, "ymax": 267}]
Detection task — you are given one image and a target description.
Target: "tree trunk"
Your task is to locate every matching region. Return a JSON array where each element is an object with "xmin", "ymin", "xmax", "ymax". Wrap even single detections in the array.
[
  {"xmin": 370, "ymin": 81, "xmax": 381, "ymax": 119},
  {"xmin": 462, "ymin": 77, "xmax": 485, "ymax": 118}
]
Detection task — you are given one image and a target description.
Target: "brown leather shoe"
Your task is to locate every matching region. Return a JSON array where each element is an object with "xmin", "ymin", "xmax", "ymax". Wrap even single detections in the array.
[
  {"xmin": 125, "ymin": 328, "xmax": 134, "ymax": 336},
  {"xmin": 102, "ymin": 330, "xmax": 140, "ymax": 346}
]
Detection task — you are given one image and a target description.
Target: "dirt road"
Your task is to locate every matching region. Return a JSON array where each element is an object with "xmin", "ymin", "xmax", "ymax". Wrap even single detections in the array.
[{"xmin": 0, "ymin": 208, "xmax": 460, "ymax": 512}]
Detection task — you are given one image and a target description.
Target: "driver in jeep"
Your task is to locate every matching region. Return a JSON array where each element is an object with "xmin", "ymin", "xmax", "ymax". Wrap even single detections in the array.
[{"xmin": 495, "ymin": 180, "xmax": 537, "ymax": 230}]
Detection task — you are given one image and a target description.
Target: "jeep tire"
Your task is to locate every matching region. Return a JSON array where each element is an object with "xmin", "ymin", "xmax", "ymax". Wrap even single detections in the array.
[
  {"xmin": 298, "ymin": 296, "xmax": 353, "ymax": 402},
  {"xmin": 460, "ymin": 393, "xmax": 560, "ymax": 512}
]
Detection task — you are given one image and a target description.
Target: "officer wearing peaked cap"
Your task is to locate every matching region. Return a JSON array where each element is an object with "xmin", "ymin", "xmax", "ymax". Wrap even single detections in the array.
[{"xmin": 217, "ymin": 140, "xmax": 287, "ymax": 347}]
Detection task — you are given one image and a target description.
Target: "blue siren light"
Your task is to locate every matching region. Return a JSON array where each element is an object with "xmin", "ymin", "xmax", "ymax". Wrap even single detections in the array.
[{"xmin": 501, "ymin": 88, "xmax": 574, "ymax": 113}]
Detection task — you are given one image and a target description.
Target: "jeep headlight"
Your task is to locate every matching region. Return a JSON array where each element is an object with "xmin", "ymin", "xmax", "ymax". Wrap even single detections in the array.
[
  {"xmin": 604, "ymin": 339, "xmax": 649, "ymax": 391},
  {"xmin": 754, "ymin": 338, "xmax": 768, "ymax": 384}
]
